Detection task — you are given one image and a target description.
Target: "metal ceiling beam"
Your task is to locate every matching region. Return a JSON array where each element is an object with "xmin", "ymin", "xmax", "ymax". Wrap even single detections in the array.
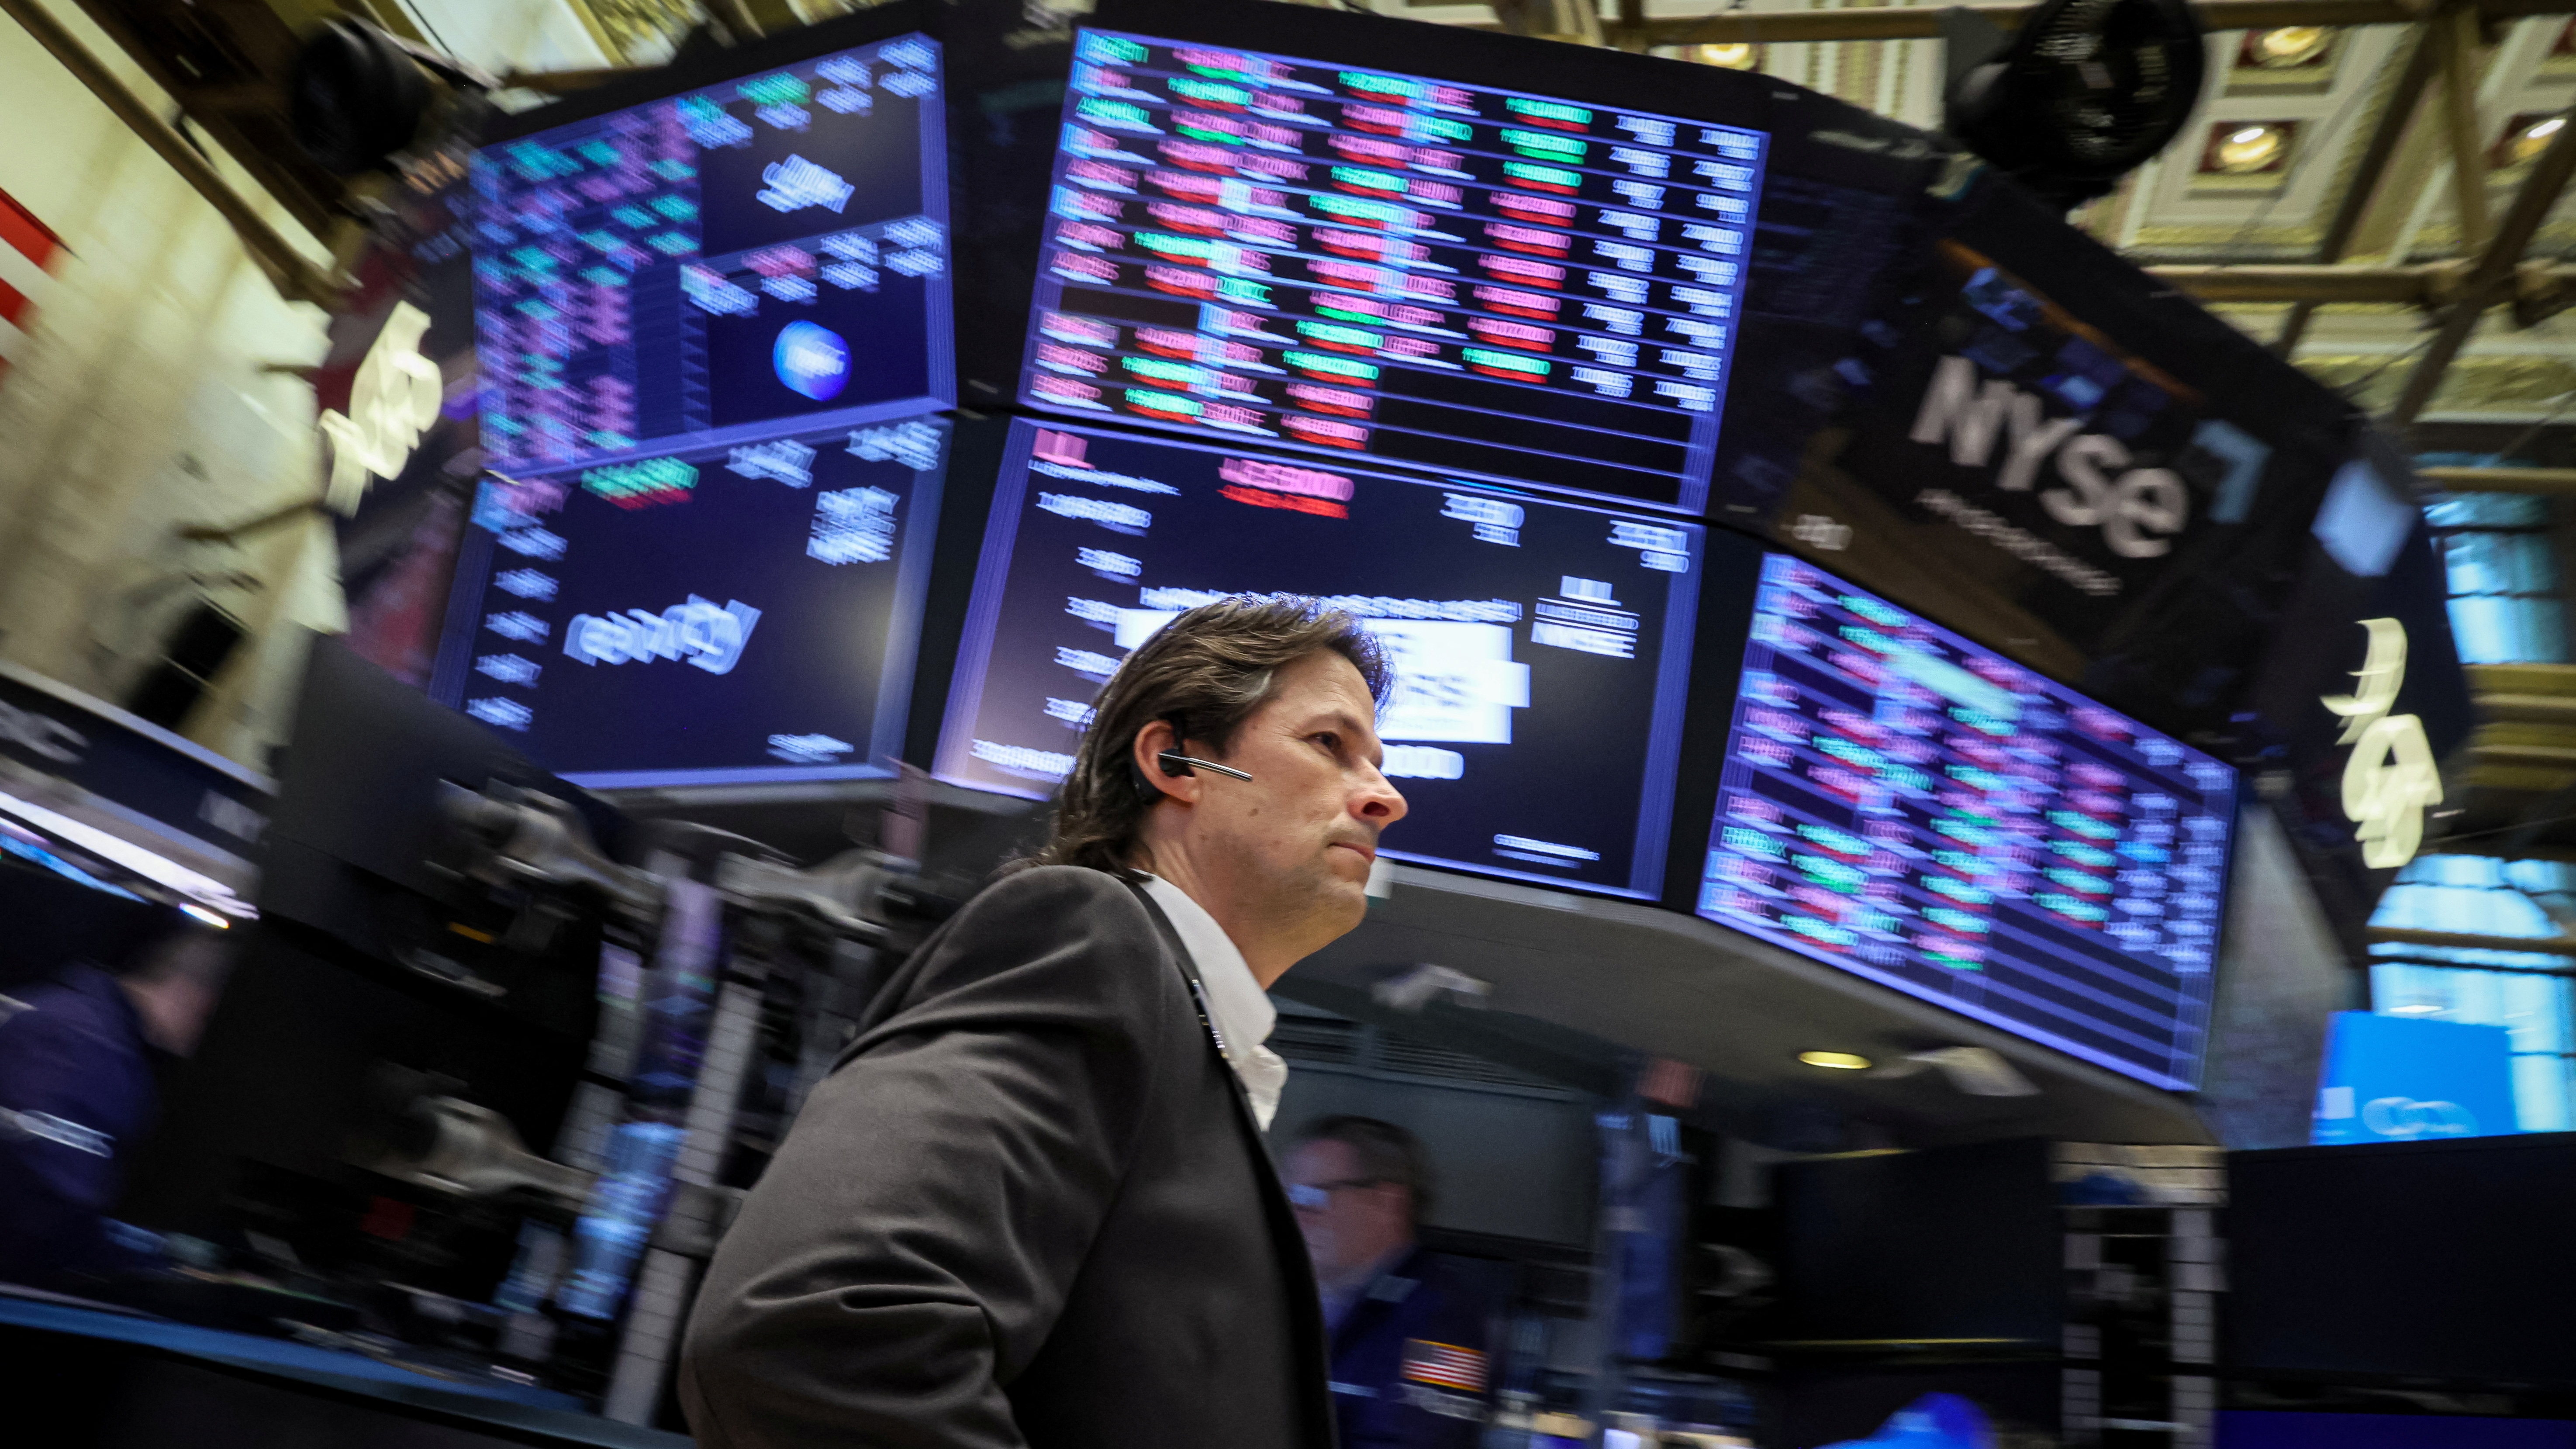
[
  {"xmin": 0, "ymin": 0, "xmax": 340, "ymax": 306},
  {"xmin": 2148, "ymin": 260, "xmax": 2576, "ymax": 302},
  {"xmin": 1642, "ymin": 0, "xmax": 2576, "ymax": 48},
  {"xmin": 2473, "ymin": 741, "xmax": 2576, "ymax": 767},
  {"xmin": 2468, "ymin": 662, "xmax": 2576, "ymax": 693},
  {"xmin": 2152, "ymin": 263, "xmax": 2447, "ymax": 302},
  {"xmin": 2366, "ymin": 925, "xmax": 2576, "ymax": 956},
  {"xmin": 2407, "ymin": 838, "xmax": 2576, "ymax": 863},
  {"xmin": 498, "ymin": 65, "xmax": 635, "ymax": 94},
  {"xmin": 2421, "ymin": 465, "xmax": 2576, "ymax": 491},
  {"xmin": 2277, "ymin": 28, "xmax": 2442, "ymax": 355},
  {"xmin": 2369, "ymin": 953, "xmax": 2576, "ymax": 975},
  {"xmin": 2433, "ymin": 3, "xmax": 2493, "ymax": 254},
  {"xmin": 2479, "ymin": 692, "xmax": 2576, "ymax": 721},
  {"xmin": 2391, "ymin": 98, "xmax": 2576, "ymax": 424}
]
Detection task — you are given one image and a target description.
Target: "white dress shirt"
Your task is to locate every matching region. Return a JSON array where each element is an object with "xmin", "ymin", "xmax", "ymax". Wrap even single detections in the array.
[{"xmin": 1137, "ymin": 874, "xmax": 1289, "ymax": 1130}]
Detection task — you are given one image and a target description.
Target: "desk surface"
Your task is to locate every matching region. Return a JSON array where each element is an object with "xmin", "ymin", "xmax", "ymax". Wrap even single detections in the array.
[{"xmin": 0, "ymin": 1290, "xmax": 689, "ymax": 1447}]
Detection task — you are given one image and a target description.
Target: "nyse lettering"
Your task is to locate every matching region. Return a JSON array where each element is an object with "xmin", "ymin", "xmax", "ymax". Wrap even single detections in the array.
[{"xmin": 1908, "ymin": 355, "xmax": 2190, "ymax": 559}]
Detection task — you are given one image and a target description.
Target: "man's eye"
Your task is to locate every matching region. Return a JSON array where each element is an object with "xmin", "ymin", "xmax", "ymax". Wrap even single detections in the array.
[{"xmin": 1313, "ymin": 732, "xmax": 1340, "ymax": 752}]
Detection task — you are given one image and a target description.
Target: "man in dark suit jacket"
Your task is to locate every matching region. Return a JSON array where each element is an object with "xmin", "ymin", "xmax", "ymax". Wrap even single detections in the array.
[
  {"xmin": 0, "ymin": 921, "xmax": 230, "ymax": 1289},
  {"xmin": 681, "ymin": 595, "xmax": 1409, "ymax": 1449}
]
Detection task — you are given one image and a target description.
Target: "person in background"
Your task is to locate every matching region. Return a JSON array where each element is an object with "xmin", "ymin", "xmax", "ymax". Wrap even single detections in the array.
[
  {"xmin": 0, "ymin": 917, "xmax": 231, "ymax": 1287},
  {"xmin": 1287, "ymin": 1115, "xmax": 1497, "ymax": 1449}
]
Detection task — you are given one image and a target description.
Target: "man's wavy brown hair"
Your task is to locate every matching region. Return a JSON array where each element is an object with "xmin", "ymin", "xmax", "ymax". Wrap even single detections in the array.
[{"xmin": 1037, "ymin": 595, "xmax": 1390, "ymax": 874}]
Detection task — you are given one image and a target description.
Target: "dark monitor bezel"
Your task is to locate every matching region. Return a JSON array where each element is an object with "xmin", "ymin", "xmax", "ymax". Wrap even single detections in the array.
[{"xmin": 470, "ymin": 0, "xmax": 944, "ymax": 150}]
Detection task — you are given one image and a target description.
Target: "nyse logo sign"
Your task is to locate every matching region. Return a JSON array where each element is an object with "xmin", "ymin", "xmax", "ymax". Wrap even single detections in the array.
[
  {"xmin": 1907, "ymin": 355, "xmax": 2190, "ymax": 559},
  {"xmin": 565, "ymin": 596, "xmax": 762, "ymax": 675},
  {"xmin": 2324, "ymin": 617, "xmax": 2442, "ymax": 869},
  {"xmin": 319, "ymin": 302, "xmax": 443, "ymax": 514}
]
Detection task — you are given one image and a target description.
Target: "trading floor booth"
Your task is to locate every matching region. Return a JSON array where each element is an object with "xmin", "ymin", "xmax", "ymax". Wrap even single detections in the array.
[{"xmin": 3, "ymin": 2, "xmax": 2525, "ymax": 1447}]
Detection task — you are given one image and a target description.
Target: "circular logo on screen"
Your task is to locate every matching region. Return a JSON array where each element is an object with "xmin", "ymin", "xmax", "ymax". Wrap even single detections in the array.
[{"xmin": 773, "ymin": 321, "xmax": 852, "ymax": 401}]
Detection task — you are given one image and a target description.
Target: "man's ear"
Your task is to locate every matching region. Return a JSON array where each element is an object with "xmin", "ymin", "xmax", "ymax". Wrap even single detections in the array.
[{"xmin": 1130, "ymin": 717, "xmax": 1201, "ymax": 804}]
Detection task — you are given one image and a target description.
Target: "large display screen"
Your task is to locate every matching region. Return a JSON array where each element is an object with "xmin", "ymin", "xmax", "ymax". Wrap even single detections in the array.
[
  {"xmin": 433, "ymin": 415, "xmax": 947, "ymax": 787},
  {"xmin": 1698, "ymin": 554, "xmax": 2234, "ymax": 1089},
  {"xmin": 1015, "ymin": 29, "xmax": 1766, "ymax": 514},
  {"xmin": 472, "ymin": 33, "xmax": 951, "ymax": 476},
  {"xmin": 937, "ymin": 420, "xmax": 1706, "ymax": 897}
]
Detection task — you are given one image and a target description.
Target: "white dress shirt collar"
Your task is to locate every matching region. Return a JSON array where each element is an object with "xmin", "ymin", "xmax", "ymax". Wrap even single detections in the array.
[{"xmin": 1137, "ymin": 874, "xmax": 1289, "ymax": 1130}]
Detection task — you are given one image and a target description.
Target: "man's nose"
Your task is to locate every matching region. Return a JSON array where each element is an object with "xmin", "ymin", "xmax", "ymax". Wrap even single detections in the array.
[{"xmin": 1355, "ymin": 766, "xmax": 1407, "ymax": 824}]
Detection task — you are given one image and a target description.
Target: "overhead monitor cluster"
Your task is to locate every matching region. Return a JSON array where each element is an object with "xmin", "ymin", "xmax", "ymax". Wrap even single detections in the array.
[
  {"xmin": 444, "ymin": 32, "xmax": 953, "ymax": 783},
  {"xmin": 443, "ymin": 3, "xmax": 2252, "ymax": 1089}
]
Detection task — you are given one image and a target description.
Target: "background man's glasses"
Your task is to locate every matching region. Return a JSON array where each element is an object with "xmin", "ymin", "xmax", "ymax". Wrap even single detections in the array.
[{"xmin": 1286, "ymin": 1178, "xmax": 1382, "ymax": 1210}]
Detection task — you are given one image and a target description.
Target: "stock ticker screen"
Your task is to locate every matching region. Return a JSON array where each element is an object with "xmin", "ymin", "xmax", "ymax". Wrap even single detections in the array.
[
  {"xmin": 936, "ymin": 420, "xmax": 1705, "ymax": 897},
  {"xmin": 471, "ymin": 33, "xmax": 952, "ymax": 477},
  {"xmin": 1016, "ymin": 30, "xmax": 1766, "ymax": 514},
  {"xmin": 436, "ymin": 415, "xmax": 947, "ymax": 787},
  {"xmin": 1699, "ymin": 555, "xmax": 2235, "ymax": 1089}
]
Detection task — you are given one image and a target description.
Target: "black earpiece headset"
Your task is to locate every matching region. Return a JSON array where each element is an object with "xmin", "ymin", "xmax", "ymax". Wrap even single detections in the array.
[
  {"xmin": 1157, "ymin": 751, "xmax": 1253, "ymax": 782},
  {"xmin": 1136, "ymin": 714, "xmax": 1255, "ymax": 787}
]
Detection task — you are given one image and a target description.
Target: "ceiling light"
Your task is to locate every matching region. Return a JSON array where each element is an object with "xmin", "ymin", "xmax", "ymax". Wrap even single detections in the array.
[
  {"xmin": 2248, "ymin": 26, "xmax": 2329, "ymax": 69},
  {"xmin": 2483, "ymin": 112, "xmax": 2566, "ymax": 169},
  {"xmin": 1798, "ymin": 1050, "xmax": 1873, "ymax": 1070},
  {"xmin": 2501, "ymin": 114, "xmax": 2569, "ymax": 168},
  {"xmin": 2388, "ymin": 1003, "xmax": 2445, "ymax": 1015},
  {"xmin": 1691, "ymin": 42, "xmax": 1760, "ymax": 70},
  {"xmin": 2208, "ymin": 123, "xmax": 2289, "ymax": 174},
  {"xmin": 180, "ymin": 903, "xmax": 231, "ymax": 929}
]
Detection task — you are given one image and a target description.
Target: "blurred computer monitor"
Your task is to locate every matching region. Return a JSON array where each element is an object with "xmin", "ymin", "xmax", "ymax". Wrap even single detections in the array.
[
  {"xmin": 122, "ymin": 639, "xmax": 608, "ymax": 1252},
  {"xmin": 2225, "ymin": 1132, "xmax": 2576, "ymax": 1391}
]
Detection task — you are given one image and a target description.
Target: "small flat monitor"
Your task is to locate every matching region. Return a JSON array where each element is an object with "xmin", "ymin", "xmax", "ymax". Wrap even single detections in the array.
[
  {"xmin": 935, "ymin": 419, "xmax": 1705, "ymax": 898},
  {"xmin": 2227, "ymin": 1133, "xmax": 2576, "ymax": 1391},
  {"xmin": 1695, "ymin": 554, "xmax": 2234, "ymax": 1089},
  {"xmin": 432, "ymin": 417, "xmax": 946, "ymax": 787},
  {"xmin": 1015, "ymin": 26, "xmax": 1766, "ymax": 514},
  {"xmin": 471, "ymin": 30, "xmax": 952, "ymax": 477}
]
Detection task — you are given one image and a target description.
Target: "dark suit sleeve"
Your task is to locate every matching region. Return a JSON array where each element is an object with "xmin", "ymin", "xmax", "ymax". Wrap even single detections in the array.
[
  {"xmin": 0, "ymin": 995, "xmax": 143, "ymax": 1283},
  {"xmin": 680, "ymin": 867, "xmax": 1179, "ymax": 1449}
]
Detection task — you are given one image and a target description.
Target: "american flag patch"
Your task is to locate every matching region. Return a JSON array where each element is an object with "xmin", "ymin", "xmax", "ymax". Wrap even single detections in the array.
[{"xmin": 1400, "ymin": 1339, "xmax": 1486, "ymax": 1394}]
